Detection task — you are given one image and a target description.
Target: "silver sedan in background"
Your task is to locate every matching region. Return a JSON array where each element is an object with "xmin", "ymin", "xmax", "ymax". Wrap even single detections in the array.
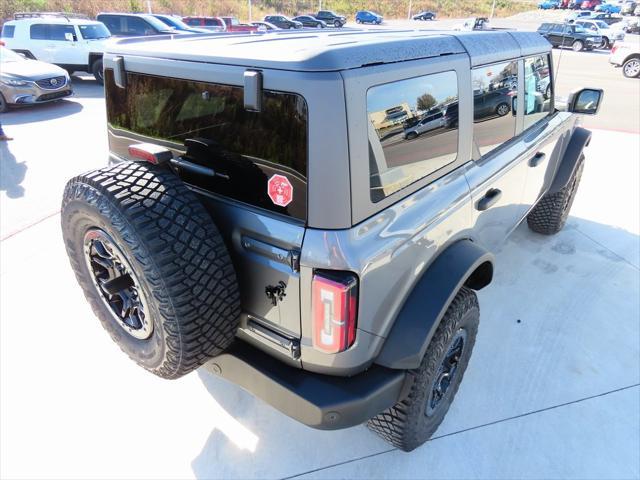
[{"xmin": 0, "ymin": 46, "xmax": 73, "ymax": 112}]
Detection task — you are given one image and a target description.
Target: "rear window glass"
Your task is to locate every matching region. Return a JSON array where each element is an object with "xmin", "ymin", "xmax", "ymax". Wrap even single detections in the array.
[
  {"xmin": 105, "ymin": 71, "xmax": 308, "ymax": 220},
  {"xmin": 472, "ymin": 61, "xmax": 518, "ymax": 157},
  {"xmin": 367, "ymin": 71, "xmax": 459, "ymax": 202},
  {"xmin": 1, "ymin": 25, "xmax": 15, "ymax": 38}
]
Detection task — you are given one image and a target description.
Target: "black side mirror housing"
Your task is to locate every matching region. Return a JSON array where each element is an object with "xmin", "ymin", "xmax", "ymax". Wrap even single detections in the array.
[{"xmin": 567, "ymin": 88, "xmax": 604, "ymax": 115}]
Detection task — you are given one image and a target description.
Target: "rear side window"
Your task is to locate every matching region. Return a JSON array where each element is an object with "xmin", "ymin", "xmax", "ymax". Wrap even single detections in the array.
[
  {"xmin": 472, "ymin": 61, "xmax": 518, "ymax": 157},
  {"xmin": 204, "ymin": 18, "xmax": 220, "ymax": 26},
  {"xmin": 30, "ymin": 24, "xmax": 47, "ymax": 39},
  {"xmin": 99, "ymin": 16, "xmax": 122, "ymax": 34},
  {"xmin": 124, "ymin": 17, "xmax": 153, "ymax": 35},
  {"xmin": 367, "ymin": 71, "xmax": 459, "ymax": 202},
  {"xmin": 105, "ymin": 71, "xmax": 308, "ymax": 220},
  {"xmin": 524, "ymin": 55, "xmax": 553, "ymax": 129},
  {"xmin": 1, "ymin": 25, "xmax": 15, "ymax": 38}
]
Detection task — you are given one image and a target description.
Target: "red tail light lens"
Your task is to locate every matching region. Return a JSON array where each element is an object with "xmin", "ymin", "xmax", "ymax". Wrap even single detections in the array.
[
  {"xmin": 312, "ymin": 271, "xmax": 358, "ymax": 354},
  {"xmin": 611, "ymin": 45, "xmax": 618, "ymax": 55},
  {"xmin": 127, "ymin": 143, "xmax": 173, "ymax": 165}
]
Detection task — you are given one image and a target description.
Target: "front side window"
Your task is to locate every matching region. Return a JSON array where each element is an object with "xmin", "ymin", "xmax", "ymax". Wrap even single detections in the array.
[
  {"xmin": 472, "ymin": 61, "xmax": 518, "ymax": 157},
  {"xmin": 79, "ymin": 23, "xmax": 111, "ymax": 39},
  {"xmin": 49, "ymin": 24, "xmax": 76, "ymax": 41},
  {"xmin": 524, "ymin": 55, "xmax": 553, "ymax": 130},
  {"xmin": 125, "ymin": 17, "xmax": 154, "ymax": 35},
  {"xmin": 30, "ymin": 24, "xmax": 47, "ymax": 40},
  {"xmin": 105, "ymin": 71, "xmax": 308, "ymax": 220},
  {"xmin": 367, "ymin": 71, "xmax": 459, "ymax": 202}
]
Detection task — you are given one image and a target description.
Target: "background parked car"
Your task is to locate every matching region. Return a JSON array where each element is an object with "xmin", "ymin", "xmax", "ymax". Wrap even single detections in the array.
[
  {"xmin": 412, "ymin": 11, "xmax": 437, "ymax": 20},
  {"xmin": 292, "ymin": 15, "xmax": 326, "ymax": 28},
  {"xmin": 263, "ymin": 15, "xmax": 302, "ymax": 29},
  {"xmin": 566, "ymin": 10, "xmax": 594, "ymax": 20},
  {"xmin": 537, "ymin": 22, "xmax": 602, "ymax": 50},
  {"xmin": 621, "ymin": 1, "xmax": 637, "ymax": 14},
  {"xmin": 576, "ymin": 18, "xmax": 624, "ymax": 47},
  {"xmin": 609, "ymin": 35, "xmax": 640, "ymax": 76},
  {"xmin": 589, "ymin": 12, "xmax": 624, "ymax": 24},
  {"xmin": 97, "ymin": 13, "xmax": 184, "ymax": 37},
  {"xmin": 581, "ymin": 0, "xmax": 603, "ymax": 9},
  {"xmin": 635, "ymin": 4, "xmax": 640, "ymax": 14},
  {"xmin": 0, "ymin": 45, "xmax": 72, "ymax": 112},
  {"xmin": 182, "ymin": 16, "xmax": 226, "ymax": 31},
  {"xmin": 221, "ymin": 16, "xmax": 258, "ymax": 32},
  {"xmin": 152, "ymin": 14, "xmax": 210, "ymax": 33},
  {"xmin": 595, "ymin": 1, "xmax": 623, "ymax": 12},
  {"xmin": 250, "ymin": 21, "xmax": 280, "ymax": 31},
  {"xmin": 314, "ymin": 10, "xmax": 346, "ymax": 27},
  {"xmin": 355, "ymin": 11, "xmax": 383, "ymax": 24},
  {"xmin": 539, "ymin": 0, "xmax": 560, "ymax": 9},
  {"xmin": 1, "ymin": 14, "xmax": 110, "ymax": 84}
]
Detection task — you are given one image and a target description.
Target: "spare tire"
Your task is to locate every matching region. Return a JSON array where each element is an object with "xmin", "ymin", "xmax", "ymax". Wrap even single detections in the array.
[{"xmin": 61, "ymin": 161, "xmax": 241, "ymax": 379}]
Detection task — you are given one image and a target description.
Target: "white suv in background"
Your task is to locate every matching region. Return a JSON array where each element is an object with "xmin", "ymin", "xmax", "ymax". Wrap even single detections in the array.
[
  {"xmin": 0, "ymin": 13, "xmax": 110, "ymax": 84},
  {"xmin": 575, "ymin": 19, "xmax": 624, "ymax": 49}
]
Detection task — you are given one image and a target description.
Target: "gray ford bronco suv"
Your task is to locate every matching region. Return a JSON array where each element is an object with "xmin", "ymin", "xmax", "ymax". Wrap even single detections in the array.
[{"xmin": 61, "ymin": 28, "xmax": 603, "ymax": 451}]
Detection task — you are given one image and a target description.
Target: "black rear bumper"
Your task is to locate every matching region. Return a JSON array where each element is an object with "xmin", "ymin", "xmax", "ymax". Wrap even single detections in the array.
[{"xmin": 204, "ymin": 341, "xmax": 406, "ymax": 430}]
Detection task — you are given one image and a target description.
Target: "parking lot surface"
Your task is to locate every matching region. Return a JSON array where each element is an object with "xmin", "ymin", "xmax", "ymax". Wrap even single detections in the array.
[{"xmin": 1, "ymin": 20, "xmax": 639, "ymax": 480}]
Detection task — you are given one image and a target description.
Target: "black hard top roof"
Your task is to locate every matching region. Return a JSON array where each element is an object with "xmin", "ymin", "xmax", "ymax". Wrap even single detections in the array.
[{"xmin": 106, "ymin": 28, "xmax": 551, "ymax": 72}]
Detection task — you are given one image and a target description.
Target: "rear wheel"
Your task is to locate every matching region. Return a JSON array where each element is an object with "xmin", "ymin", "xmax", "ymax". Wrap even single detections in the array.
[
  {"xmin": 368, "ymin": 287, "xmax": 480, "ymax": 452},
  {"xmin": 91, "ymin": 59, "xmax": 104, "ymax": 85},
  {"xmin": 572, "ymin": 40, "xmax": 584, "ymax": 51},
  {"xmin": 622, "ymin": 57, "xmax": 640, "ymax": 78},
  {"xmin": 496, "ymin": 102, "xmax": 510, "ymax": 116},
  {"xmin": 61, "ymin": 162, "xmax": 241, "ymax": 379}
]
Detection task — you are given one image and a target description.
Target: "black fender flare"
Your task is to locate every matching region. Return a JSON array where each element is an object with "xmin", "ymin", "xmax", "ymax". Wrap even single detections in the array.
[
  {"xmin": 549, "ymin": 127, "xmax": 591, "ymax": 194},
  {"xmin": 375, "ymin": 239, "xmax": 494, "ymax": 370}
]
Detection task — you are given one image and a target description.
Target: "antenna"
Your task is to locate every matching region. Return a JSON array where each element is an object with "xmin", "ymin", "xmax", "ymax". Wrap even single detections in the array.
[{"xmin": 555, "ymin": 23, "xmax": 568, "ymax": 84}]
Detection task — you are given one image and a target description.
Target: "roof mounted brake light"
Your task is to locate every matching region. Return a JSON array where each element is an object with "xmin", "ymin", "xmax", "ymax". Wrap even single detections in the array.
[{"xmin": 128, "ymin": 143, "xmax": 173, "ymax": 165}]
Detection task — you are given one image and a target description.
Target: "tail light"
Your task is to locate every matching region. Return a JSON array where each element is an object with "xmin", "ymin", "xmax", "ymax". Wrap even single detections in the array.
[
  {"xmin": 128, "ymin": 143, "xmax": 173, "ymax": 165},
  {"xmin": 312, "ymin": 271, "xmax": 358, "ymax": 354},
  {"xmin": 611, "ymin": 45, "xmax": 618, "ymax": 55}
]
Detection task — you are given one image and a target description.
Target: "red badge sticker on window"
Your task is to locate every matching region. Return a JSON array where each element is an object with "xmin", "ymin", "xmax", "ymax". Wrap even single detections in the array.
[{"xmin": 267, "ymin": 174, "xmax": 293, "ymax": 207}]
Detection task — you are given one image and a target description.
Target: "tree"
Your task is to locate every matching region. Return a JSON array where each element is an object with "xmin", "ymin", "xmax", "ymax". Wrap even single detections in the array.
[{"xmin": 416, "ymin": 93, "xmax": 437, "ymax": 112}]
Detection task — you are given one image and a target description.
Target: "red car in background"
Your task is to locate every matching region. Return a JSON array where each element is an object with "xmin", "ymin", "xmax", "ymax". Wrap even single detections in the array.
[
  {"xmin": 581, "ymin": 0, "xmax": 602, "ymax": 9},
  {"xmin": 182, "ymin": 16, "xmax": 227, "ymax": 31},
  {"xmin": 221, "ymin": 16, "xmax": 258, "ymax": 31}
]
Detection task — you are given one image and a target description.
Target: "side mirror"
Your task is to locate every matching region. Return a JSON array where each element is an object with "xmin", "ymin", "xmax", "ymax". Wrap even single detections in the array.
[
  {"xmin": 567, "ymin": 88, "xmax": 604, "ymax": 115},
  {"xmin": 64, "ymin": 32, "xmax": 75, "ymax": 42}
]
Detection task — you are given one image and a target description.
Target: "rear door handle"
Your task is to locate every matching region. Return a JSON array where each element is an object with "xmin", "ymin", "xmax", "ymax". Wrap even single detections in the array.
[
  {"xmin": 529, "ymin": 152, "xmax": 546, "ymax": 167},
  {"xmin": 476, "ymin": 188, "xmax": 502, "ymax": 211}
]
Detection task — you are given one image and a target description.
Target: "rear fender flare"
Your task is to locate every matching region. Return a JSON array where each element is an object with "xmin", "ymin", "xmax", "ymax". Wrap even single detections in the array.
[{"xmin": 375, "ymin": 239, "xmax": 494, "ymax": 370}]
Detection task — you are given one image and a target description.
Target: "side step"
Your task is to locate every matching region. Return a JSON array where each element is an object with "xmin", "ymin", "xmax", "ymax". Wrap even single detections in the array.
[{"xmin": 204, "ymin": 341, "xmax": 406, "ymax": 430}]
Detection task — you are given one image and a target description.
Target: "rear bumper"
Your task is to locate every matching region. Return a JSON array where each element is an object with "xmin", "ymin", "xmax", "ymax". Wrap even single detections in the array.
[{"xmin": 204, "ymin": 341, "xmax": 406, "ymax": 430}]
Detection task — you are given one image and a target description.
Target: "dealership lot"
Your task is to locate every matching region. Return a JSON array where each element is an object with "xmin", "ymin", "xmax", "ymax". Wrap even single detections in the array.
[{"xmin": 1, "ymin": 23, "xmax": 639, "ymax": 480}]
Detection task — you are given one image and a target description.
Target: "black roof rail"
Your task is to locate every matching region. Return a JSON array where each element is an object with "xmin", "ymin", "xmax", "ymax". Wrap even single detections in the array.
[{"xmin": 14, "ymin": 12, "xmax": 90, "ymax": 21}]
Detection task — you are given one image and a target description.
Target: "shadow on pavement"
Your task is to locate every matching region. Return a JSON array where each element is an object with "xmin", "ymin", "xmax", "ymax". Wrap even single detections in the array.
[
  {"xmin": 70, "ymin": 77, "xmax": 106, "ymax": 99},
  {"xmin": 3, "ymin": 99, "xmax": 83, "ymax": 125},
  {"xmin": 0, "ymin": 141, "xmax": 26, "ymax": 198},
  {"xmin": 188, "ymin": 215, "xmax": 639, "ymax": 479}
]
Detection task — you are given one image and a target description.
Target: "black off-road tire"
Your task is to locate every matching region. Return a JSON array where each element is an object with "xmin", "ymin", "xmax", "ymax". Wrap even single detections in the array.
[
  {"xmin": 91, "ymin": 58, "xmax": 104, "ymax": 85},
  {"xmin": 61, "ymin": 161, "xmax": 241, "ymax": 379},
  {"xmin": 368, "ymin": 287, "xmax": 480, "ymax": 452},
  {"xmin": 527, "ymin": 156, "xmax": 584, "ymax": 235}
]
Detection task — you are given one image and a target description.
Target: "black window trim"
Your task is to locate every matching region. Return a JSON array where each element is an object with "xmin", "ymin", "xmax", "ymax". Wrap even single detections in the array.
[{"xmin": 470, "ymin": 57, "xmax": 520, "ymax": 161}]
